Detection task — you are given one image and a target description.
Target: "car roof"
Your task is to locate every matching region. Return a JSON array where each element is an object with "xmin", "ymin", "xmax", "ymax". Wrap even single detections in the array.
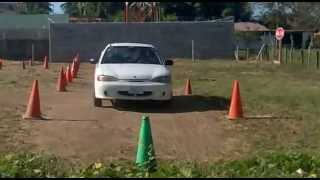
[{"xmin": 108, "ymin": 43, "xmax": 155, "ymax": 48}]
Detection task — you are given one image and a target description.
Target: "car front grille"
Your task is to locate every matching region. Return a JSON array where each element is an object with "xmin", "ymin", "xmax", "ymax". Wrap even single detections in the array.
[{"xmin": 118, "ymin": 91, "xmax": 152, "ymax": 97}]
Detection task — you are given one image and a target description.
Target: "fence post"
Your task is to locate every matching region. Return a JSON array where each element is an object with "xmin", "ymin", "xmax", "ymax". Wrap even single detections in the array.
[
  {"xmin": 290, "ymin": 48, "xmax": 293, "ymax": 64},
  {"xmin": 307, "ymin": 48, "xmax": 311, "ymax": 67},
  {"xmin": 191, "ymin": 40, "xmax": 194, "ymax": 62},
  {"xmin": 285, "ymin": 47, "xmax": 287, "ymax": 64},
  {"xmin": 2, "ymin": 32, "xmax": 5, "ymax": 59},
  {"xmin": 32, "ymin": 43, "xmax": 34, "ymax": 62},
  {"xmin": 246, "ymin": 48, "xmax": 249, "ymax": 60},
  {"xmin": 317, "ymin": 51, "xmax": 319, "ymax": 69},
  {"xmin": 267, "ymin": 46, "xmax": 270, "ymax": 61},
  {"xmin": 301, "ymin": 49, "xmax": 304, "ymax": 65}
]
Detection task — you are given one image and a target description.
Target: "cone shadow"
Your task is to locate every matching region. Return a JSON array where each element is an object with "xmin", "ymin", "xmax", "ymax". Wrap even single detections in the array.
[{"xmin": 109, "ymin": 95, "xmax": 230, "ymax": 113}]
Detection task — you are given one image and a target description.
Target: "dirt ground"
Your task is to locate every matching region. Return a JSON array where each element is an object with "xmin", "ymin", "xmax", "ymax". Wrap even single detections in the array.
[{"xmin": 0, "ymin": 60, "xmax": 301, "ymax": 165}]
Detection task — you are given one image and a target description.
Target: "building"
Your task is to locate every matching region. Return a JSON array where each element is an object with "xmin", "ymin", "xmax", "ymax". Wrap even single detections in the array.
[{"xmin": 235, "ymin": 22, "xmax": 269, "ymax": 32}]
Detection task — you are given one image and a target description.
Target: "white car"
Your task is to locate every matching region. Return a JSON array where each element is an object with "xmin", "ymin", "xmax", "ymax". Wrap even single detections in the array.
[{"xmin": 91, "ymin": 43, "xmax": 174, "ymax": 107}]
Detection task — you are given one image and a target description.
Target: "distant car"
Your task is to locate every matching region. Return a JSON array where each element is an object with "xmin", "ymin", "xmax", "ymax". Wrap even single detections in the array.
[{"xmin": 91, "ymin": 43, "xmax": 174, "ymax": 107}]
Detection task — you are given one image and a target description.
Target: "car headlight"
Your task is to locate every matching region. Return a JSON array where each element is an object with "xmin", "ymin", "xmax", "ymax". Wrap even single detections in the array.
[
  {"xmin": 152, "ymin": 76, "xmax": 171, "ymax": 83},
  {"xmin": 97, "ymin": 75, "xmax": 118, "ymax": 81}
]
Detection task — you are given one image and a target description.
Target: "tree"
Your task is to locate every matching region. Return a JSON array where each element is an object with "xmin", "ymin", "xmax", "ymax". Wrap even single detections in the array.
[
  {"xmin": 61, "ymin": 2, "xmax": 253, "ymax": 22},
  {"xmin": 129, "ymin": 2, "xmax": 159, "ymax": 22},
  {"xmin": 160, "ymin": 2, "xmax": 252, "ymax": 21},
  {"xmin": 160, "ymin": 2, "xmax": 199, "ymax": 21},
  {"xmin": 255, "ymin": 2, "xmax": 320, "ymax": 29},
  {"xmin": 23, "ymin": 2, "xmax": 52, "ymax": 14},
  {"xmin": 222, "ymin": 2, "xmax": 252, "ymax": 22},
  {"xmin": 61, "ymin": 2, "xmax": 120, "ymax": 20}
]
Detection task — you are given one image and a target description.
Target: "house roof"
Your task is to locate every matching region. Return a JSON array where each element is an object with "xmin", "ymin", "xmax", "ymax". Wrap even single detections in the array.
[{"xmin": 235, "ymin": 22, "xmax": 269, "ymax": 32}]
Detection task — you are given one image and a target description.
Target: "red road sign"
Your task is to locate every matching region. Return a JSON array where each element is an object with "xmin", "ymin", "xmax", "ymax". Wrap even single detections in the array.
[{"xmin": 275, "ymin": 27, "xmax": 285, "ymax": 40}]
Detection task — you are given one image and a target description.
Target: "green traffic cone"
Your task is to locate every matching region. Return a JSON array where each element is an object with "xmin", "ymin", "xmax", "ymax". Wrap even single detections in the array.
[{"xmin": 135, "ymin": 115, "xmax": 156, "ymax": 171}]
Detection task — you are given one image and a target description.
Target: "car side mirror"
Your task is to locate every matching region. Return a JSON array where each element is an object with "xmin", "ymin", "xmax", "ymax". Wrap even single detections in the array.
[
  {"xmin": 165, "ymin": 59, "xmax": 173, "ymax": 66},
  {"xmin": 89, "ymin": 58, "xmax": 96, "ymax": 64}
]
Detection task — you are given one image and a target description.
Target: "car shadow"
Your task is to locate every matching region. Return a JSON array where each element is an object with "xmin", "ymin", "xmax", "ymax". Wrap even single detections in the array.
[{"xmin": 108, "ymin": 95, "xmax": 230, "ymax": 113}]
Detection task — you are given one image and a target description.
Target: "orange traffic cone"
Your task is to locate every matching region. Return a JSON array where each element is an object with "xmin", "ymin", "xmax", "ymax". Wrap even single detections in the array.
[
  {"xmin": 64, "ymin": 66, "xmax": 68, "ymax": 86},
  {"xmin": 65, "ymin": 66, "xmax": 70, "ymax": 83},
  {"xmin": 228, "ymin": 80, "xmax": 243, "ymax": 120},
  {"xmin": 57, "ymin": 66, "xmax": 67, "ymax": 92},
  {"xmin": 66, "ymin": 64, "xmax": 72, "ymax": 83},
  {"xmin": 22, "ymin": 60, "xmax": 25, "ymax": 69},
  {"xmin": 43, "ymin": 56, "xmax": 48, "ymax": 69},
  {"xmin": 71, "ymin": 60, "xmax": 76, "ymax": 78},
  {"xmin": 23, "ymin": 80, "xmax": 42, "ymax": 120},
  {"xmin": 75, "ymin": 58, "xmax": 80, "ymax": 76},
  {"xmin": 184, "ymin": 79, "xmax": 192, "ymax": 95}
]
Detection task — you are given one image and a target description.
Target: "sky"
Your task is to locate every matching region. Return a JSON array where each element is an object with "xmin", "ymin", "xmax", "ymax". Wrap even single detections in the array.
[{"xmin": 51, "ymin": 2, "xmax": 64, "ymax": 14}]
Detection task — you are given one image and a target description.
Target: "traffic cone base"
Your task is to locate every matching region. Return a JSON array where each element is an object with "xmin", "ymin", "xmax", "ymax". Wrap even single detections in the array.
[
  {"xmin": 228, "ymin": 80, "xmax": 243, "ymax": 120},
  {"xmin": 136, "ymin": 115, "xmax": 156, "ymax": 170},
  {"xmin": 23, "ymin": 80, "xmax": 43, "ymax": 120},
  {"xmin": 184, "ymin": 79, "xmax": 192, "ymax": 95}
]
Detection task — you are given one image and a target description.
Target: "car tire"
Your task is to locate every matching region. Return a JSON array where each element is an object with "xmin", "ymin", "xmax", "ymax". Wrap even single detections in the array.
[{"xmin": 94, "ymin": 97, "xmax": 102, "ymax": 107}]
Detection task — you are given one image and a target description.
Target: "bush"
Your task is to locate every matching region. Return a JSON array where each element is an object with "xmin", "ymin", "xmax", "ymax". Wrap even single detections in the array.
[{"xmin": 161, "ymin": 14, "xmax": 178, "ymax": 21}]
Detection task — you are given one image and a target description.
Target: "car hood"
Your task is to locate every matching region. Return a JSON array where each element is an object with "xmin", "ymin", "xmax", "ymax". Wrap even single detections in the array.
[{"xmin": 96, "ymin": 64, "xmax": 170, "ymax": 80}]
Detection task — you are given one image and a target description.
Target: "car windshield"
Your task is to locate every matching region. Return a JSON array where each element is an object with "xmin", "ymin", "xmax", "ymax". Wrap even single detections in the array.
[{"xmin": 101, "ymin": 46, "xmax": 162, "ymax": 64}]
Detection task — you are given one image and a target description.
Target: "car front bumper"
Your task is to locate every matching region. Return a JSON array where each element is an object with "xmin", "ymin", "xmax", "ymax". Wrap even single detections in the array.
[{"xmin": 94, "ymin": 81, "xmax": 172, "ymax": 101}]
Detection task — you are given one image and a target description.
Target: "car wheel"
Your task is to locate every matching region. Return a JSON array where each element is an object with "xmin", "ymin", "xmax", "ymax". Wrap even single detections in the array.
[{"xmin": 94, "ymin": 97, "xmax": 102, "ymax": 107}]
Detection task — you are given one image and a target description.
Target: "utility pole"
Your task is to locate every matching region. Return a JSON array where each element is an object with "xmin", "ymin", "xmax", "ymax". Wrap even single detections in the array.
[
  {"xmin": 125, "ymin": 2, "xmax": 129, "ymax": 23},
  {"xmin": 48, "ymin": 17, "xmax": 55, "ymax": 63}
]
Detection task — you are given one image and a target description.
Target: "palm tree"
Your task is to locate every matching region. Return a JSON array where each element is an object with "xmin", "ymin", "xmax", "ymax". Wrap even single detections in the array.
[
  {"xmin": 129, "ymin": 2, "xmax": 159, "ymax": 22},
  {"xmin": 23, "ymin": 2, "xmax": 52, "ymax": 14},
  {"xmin": 61, "ymin": 2, "xmax": 114, "ymax": 20}
]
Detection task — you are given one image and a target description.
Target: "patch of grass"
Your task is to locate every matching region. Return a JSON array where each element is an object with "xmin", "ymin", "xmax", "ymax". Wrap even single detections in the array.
[
  {"xmin": 0, "ymin": 152, "xmax": 319, "ymax": 177},
  {"xmin": 171, "ymin": 59, "xmax": 320, "ymax": 154}
]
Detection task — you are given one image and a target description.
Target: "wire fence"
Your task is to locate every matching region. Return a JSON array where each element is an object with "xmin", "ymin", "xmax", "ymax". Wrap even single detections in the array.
[{"xmin": 235, "ymin": 45, "xmax": 320, "ymax": 70}]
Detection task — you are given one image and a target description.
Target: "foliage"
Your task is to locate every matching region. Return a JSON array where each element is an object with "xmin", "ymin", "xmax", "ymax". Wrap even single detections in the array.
[
  {"xmin": 313, "ymin": 33, "xmax": 320, "ymax": 48},
  {"xmin": 128, "ymin": 2, "xmax": 156, "ymax": 22},
  {"xmin": 161, "ymin": 14, "xmax": 178, "ymax": 21},
  {"xmin": 234, "ymin": 31, "xmax": 262, "ymax": 43},
  {"xmin": 22, "ymin": 2, "xmax": 52, "ymax": 14},
  {"xmin": 61, "ymin": 2, "xmax": 122, "ymax": 19},
  {"xmin": 60, "ymin": 2, "xmax": 252, "ymax": 22},
  {"xmin": 160, "ymin": 2, "xmax": 251, "ymax": 22},
  {"xmin": 253, "ymin": 2, "xmax": 320, "ymax": 29},
  {"xmin": 110, "ymin": 11, "xmax": 124, "ymax": 22},
  {"xmin": 0, "ymin": 152, "xmax": 319, "ymax": 177}
]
